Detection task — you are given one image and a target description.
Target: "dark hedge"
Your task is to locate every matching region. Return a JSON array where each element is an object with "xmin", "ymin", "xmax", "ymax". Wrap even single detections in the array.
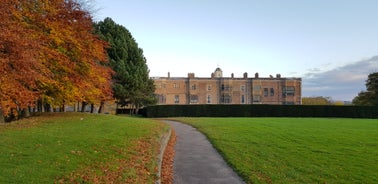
[{"xmin": 143, "ymin": 105, "xmax": 378, "ymax": 118}]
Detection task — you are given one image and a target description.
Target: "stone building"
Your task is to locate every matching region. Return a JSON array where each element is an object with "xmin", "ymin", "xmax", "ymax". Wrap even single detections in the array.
[{"xmin": 153, "ymin": 68, "xmax": 302, "ymax": 105}]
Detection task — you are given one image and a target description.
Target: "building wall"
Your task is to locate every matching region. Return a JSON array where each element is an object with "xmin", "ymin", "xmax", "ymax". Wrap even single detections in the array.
[{"xmin": 153, "ymin": 69, "xmax": 301, "ymax": 105}]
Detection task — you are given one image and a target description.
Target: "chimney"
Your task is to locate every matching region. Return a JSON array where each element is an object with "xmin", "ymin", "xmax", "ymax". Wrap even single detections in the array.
[
  {"xmin": 231, "ymin": 73, "xmax": 234, "ymax": 78},
  {"xmin": 255, "ymin": 72, "xmax": 259, "ymax": 78},
  {"xmin": 276, "ymin": 74, "xmax": 281, "ymax": 78},
  {"xmin": 168, "ymin": 72, "xmax": 170, "ymax": 78},
  {"xmin": 188, "ymin": 73, "xmax": 195, "ymax": 79},
  {"xmin": 243, "ymin": 72, "xmax": 248, "ymax": 79}
]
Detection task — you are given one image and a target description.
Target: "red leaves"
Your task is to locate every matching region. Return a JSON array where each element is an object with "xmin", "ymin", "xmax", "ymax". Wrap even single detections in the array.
[
  {"xmin": 0, "ymin": 0, "xmax": 113, "ymax": 115},
  {"xmin": 57, "ymin": 138, "xmax": 160, "ymax": 183},
  {"xmin": 0, "ymin": 0, "xmax": 42, "ymax": 113},
  {"xmin": 161, "ymin": 129, "xmax": 177, "ymax": 184}
]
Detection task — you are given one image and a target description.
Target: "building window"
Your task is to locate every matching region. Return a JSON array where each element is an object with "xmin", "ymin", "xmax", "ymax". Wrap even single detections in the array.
[
  {"xmin": 174, "ymin": 95, "xmax": 179, "ymax": 104},
  {"xmin": 270, "ymin": 88, "xmax": 274, "ymax": 96},
  {"xmin": 190, "ymin": 95, "xmax": 198, "ymax": 103},
  {"xmin": 191, "ymin": 84, "xmax": 197, "ymax": 90},
  {"xmin": 241, "ymin": 95, "xmax": 245, "ymax": 104},
  {"xmin": 220, "ymin": 94, "xmax": 231, "ymax": 104},
  {"xmin": 264, "ymin": 88, "xmax": 268, "ymax": 97},
  {"xmin": 173, "ymin": 83, "xmax": 180, "ymax": 88},
  {"xmin": 253, "ymin": 96, "xmax": 261, "ymax": 102},
  {"xmin": 207, "ymin": 85, "xmax": 212, "ymax": 91},
  {"xmin": 283, "ymin": 101, "xmax": 295, "ymax": 105},
  {"xmin": 162, "ymin": 95, "xmax": 166, "ymax": 104},
  {"xmin": 253, "ymin": 85, "xmax": 261, "ymax": 91},
  {"xmin": 283, "ymin": 86, "xmax": 295, "ymax": 96},
  {"xmin": 226, "ymin": 85, "xmax": 231, "ymax": 91},
  {"xmin": 240, "ymin": 85, "xmax": 245, "ymax": 92},
  {"xmin": 222, "ymin": 84, "xmax": 231, "ymax": 91},
  {"xmin": 156, "ymin": 94, "xmax": 166, "ymax": 104},
  {"xmin": 207, "ymin": 95, "xmax": 211, "ymax": 104}
]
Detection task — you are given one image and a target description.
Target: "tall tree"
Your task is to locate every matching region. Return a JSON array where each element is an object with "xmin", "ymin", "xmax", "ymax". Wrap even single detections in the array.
[
  {"xmin": 33, "ymin": 0, "xmax": 113, "ymax": 109},
  {"xmin": 0, "ymin": 0, "xmax": 47, "ymax": 118},
  {"xmin": 94, "ymin": 18, "xmax": 156, "ymax": 114},
  {"xmin": 1, "ymin": 0, "xmax": 113, "ymax": 121},
  {"xmin": 353, "ymin": 72, "xmax": 378, "ymax": 106}
]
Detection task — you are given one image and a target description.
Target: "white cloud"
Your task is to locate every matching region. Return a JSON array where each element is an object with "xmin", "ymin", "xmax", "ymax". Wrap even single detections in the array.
[{"xmin": 302, "ymin": 56, "xmax": 378, "ymax": 101}]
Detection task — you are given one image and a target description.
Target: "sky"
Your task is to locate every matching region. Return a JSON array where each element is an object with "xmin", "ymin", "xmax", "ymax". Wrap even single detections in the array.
[{"xmin": 93, "ymin": 0, "xmax": 378, "ymax": 101}]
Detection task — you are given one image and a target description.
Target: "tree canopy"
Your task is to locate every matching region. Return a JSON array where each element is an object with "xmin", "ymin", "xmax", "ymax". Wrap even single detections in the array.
[
  {"xmin": 302, "ymin": 96, "xmax": 332, "ymax": 105},
  {"xmin": 94, "ymin": 18, "xmax": 156, "ymax": 112},
  {"xmin": 0, "ymin": 0, "xmax": 113, "ymax": 120},
  {"xmin": 352, "ymin": 72, "xmax": 378, "ymax": 106}
]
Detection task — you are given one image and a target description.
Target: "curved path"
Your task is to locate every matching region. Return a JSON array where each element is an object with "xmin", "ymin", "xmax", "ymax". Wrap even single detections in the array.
[{"xmin": 163, "ymin": 120, "xmax": 245, "ymax": 184}]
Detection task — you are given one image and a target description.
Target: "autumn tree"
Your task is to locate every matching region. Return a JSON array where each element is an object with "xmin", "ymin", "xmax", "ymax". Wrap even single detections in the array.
[
  {"xmin": 33, "ymin": 0, "xmax": 113, "ymax": 112},
  {"xmin": 352, "ymin": 72, "xmax": 378, "ymax": 106},
  {"xmin": 94, "ymin": 18, "xmax": 156, "ymax": 114},
  {"xmin": 0, "ymin": 0, "xmax": 48, "ymax": 120},
  {"xmin": 302, "ymin": 96, "xmax": 332, "ymax": 105},
  {"xmin": 332, "ymin": 101, "xmax": 346, "ymax": 106},
  {"xmin": 1, "ymin": 0, "xmax": 113, "ymax": 122}
]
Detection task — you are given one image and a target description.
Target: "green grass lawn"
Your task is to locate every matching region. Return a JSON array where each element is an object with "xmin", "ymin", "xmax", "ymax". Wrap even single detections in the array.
[
  {"xmin": 173, "ymin": 118, "xmax": 378, "ymax": 184},
  {"xmin": 0, "ymin": 113, "xmax": 168, "ymax": 183}
]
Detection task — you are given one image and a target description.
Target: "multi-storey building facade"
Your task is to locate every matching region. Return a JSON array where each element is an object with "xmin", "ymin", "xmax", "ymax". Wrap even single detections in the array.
[{"xmin": 153, "ymin": 68, "xmax": 301, "ymax": 105}]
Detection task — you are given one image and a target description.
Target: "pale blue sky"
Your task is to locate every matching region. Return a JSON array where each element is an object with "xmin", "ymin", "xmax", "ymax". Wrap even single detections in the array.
[{"xmin": 94, "ymin": 0, "xmax": 378, "ymax": 101}]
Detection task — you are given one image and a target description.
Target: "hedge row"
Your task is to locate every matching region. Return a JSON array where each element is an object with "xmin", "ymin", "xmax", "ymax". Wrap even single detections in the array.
[{"xmin": 143, "ymin": 105, "xmax": 378, "ymax": 118}]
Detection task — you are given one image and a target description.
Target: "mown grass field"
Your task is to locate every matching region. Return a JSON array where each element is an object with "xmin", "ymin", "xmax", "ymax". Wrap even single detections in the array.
[
  {"xmin": 0, "ymin": 113, "xmax": 168, "ymax": 183},
  {"xmin": 174, "ymin": 118, "xmax": 378, "ymax": 184}
]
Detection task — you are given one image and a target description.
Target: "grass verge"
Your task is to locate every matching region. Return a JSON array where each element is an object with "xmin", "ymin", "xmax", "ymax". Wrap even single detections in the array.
[
  {"xmin": 173, "ymin": 118, "xmax": 378, "ymax": 183},
  {"xmin": 0, "ymin": 113, "xmax": 168, "ymax": 183}
]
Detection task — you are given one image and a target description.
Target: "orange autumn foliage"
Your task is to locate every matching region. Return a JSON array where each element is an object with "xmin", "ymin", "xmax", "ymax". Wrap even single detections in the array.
[
  {"xmin": 0, "ymin": 0, "xmax": 113, "ymax": 116},
  {"xmin": 0, "ymin": 0, "xmax": 43, "ymax": 115}
]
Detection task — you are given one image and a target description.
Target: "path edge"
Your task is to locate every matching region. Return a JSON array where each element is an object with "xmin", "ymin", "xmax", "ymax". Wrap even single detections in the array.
[{"xmin": 156, "ymin": 125, "xmax": 172, "ymax": 184}]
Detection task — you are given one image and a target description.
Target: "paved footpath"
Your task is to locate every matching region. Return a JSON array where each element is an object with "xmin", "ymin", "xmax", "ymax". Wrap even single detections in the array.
[{"xmin": 163, "ymin": 120, "xmax": 245, "ymax": 184}]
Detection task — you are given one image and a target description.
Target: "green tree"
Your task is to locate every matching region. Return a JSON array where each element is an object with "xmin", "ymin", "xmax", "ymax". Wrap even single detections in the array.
[
  {"xmin": 302, "ymin": 96, "xmax": 332, "ymax": 105},
  {"xmin": 94, "ymin": 18, "xmax": 156, "ymax": 114},
  {"xmin": 353, "ymin": 72, "xmax": 378, "ymax": 105}
]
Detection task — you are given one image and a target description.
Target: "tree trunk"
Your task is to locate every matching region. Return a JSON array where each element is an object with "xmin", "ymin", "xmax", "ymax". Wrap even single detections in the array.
[
  {"xmin": 90, "ymin": 104, "xmax": 94, "ymax": 113},
  {"xmin": 8, "ymin": 108, "xmax": 17, "ymax": 122},
  {"xmin": 81, "ymin": 102, "xmax": 87, "ymax": 112},
  {"xmin": 61, "ymin": 102, "xmax": 65, "ymax": 112},
  {"xmin": 45, "ymin": 103, "xmax": 52, "ymax": 112},
  {"xmin": 98, "ymin": 101, "xmax": 104, "ymax": 113},
  {"xmin": 21, "ymin": 108, "xmax": 30, "ymax": 118},
  {"xmin": 77, "ymin": 101, "xmax": 81, "ymax": 112},
  {"xmin": 135, "ymin": 104, "xmax": 140, "ymax": 115},
  {"xmin": 129, "ymin": 104, "xmax": 133, "ymax": 115},
  {"xmin": 37, "ymin": 99, "xmax": 43, "ymax": 112},
  {"xmin": 0, "ymin": 109, "xmax": 5, "ymax": 123},
  {"xmin": 42, "ymin": 103, "xmax": 45, "ymax": 112}
]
